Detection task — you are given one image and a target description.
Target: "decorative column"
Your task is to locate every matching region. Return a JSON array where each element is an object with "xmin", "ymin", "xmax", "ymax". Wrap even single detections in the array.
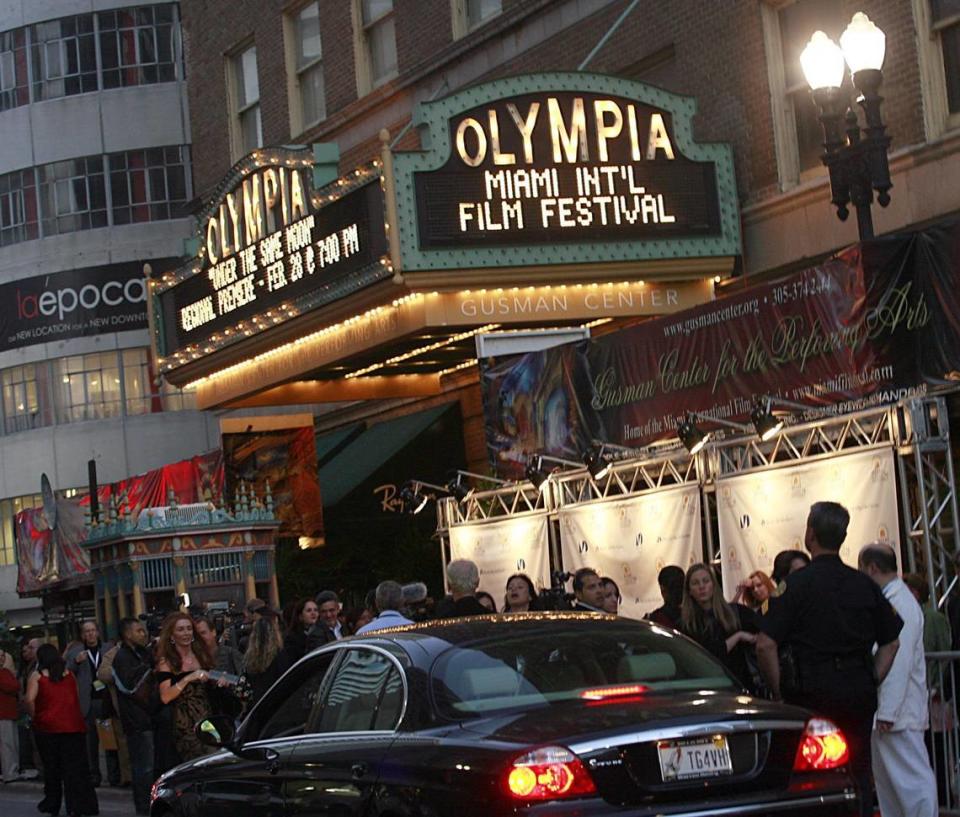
[
  {"xmin": 243, "ymin": 550, "xmax": 257, "ymax": 602},
  {"xmin": 117, "ymin": 579, "xmax": 128, "ymax": 620},
  {"xmin": 172, "ymin": 554, "xmax": 187, "ymax": 602},
  {"xmin": 101, "ymin": 570, "xmax": 116, "ymax": 638},
  {"xmin": 267, "ymin": 549, "xmax": 280, "ymax": 609},
  {"xmin": 130, "ymin": 561, "xmax": 145, "ymax": 618}
]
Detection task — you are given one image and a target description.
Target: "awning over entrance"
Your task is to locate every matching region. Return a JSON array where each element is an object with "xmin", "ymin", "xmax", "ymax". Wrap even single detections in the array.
[{"xmin": 317, "ymin": 403, "xmax": 454, "ymax": 506}]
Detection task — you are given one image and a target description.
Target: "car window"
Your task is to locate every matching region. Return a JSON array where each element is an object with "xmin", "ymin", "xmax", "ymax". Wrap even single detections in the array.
[
  {"xmin": 250, "ymin": 652, "xmax": 336, "ymax": 741},
  {"xmin": 312, "ymin": 648, "xmax": 404, "ymax": 734},
  {"xmin": 431, "ymin": 621, "xmax": 735, "ymax": 717}
]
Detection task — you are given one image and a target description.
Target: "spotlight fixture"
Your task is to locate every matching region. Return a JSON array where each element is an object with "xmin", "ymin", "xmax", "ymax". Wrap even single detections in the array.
[
  {"xmin": 751, "ymin": 398, "xmax": 785, "ymax": 442},
  {"xmin": 446, "ymin": 470, "xmax": 509, "ymax": 503},
  {"xmin": 677, "ymin": 414, "xmax": 710, "ymax": 455},
  {"xmin": 399, "ymin": 480, "xmax": 449, "ymax": 514},
  {"xmin": 676, "ymin": 412, "xmax": 751, "ymax": 454},
  {"xmin": 583, "ymin": 447, "xmax": 612, "ymax": 481},
  {"xmin": 524, "ymin": 453, "xmax": 581, "ymax": 492},
  {"xmin": 525, "ymin": 460, "xmax": 550, "ymax": 492}
]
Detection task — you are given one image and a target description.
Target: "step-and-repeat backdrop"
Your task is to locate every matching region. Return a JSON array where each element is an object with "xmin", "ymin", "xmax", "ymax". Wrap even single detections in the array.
[{"xmin": 716, "ymin": 448, "xmax": 899, "ymax": 592}]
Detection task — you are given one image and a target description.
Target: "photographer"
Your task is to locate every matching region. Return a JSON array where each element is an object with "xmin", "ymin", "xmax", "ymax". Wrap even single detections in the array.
[
  {"xmin": 225, "ymin": 599, "xmax": 266, "ymax": 653},
  {"xmin": 113, "ymin": 618, "xmax": 157, "ymax": 817}
]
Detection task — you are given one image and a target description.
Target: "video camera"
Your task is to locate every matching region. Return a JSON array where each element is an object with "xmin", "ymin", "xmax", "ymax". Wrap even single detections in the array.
[
  {"xmin": 207, "ymin": 602, "xmax": 246, "ymax": 638},
  {"xmin": 138, "ymin": 608, "xmax": 167, "ymax": 639},
  {"xmin": 538, "ymin": 570, "xmax": 576, "ymax": 611}
]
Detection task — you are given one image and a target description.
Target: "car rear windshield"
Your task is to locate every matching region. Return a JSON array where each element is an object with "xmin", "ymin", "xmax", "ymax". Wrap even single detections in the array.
[{"xmin": 431, "ymin": 620, "xmax": 735, "ymax": 717}]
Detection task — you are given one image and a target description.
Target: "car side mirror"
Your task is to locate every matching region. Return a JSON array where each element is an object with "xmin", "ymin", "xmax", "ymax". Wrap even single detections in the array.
[{"xmin": 195, "ymin": 715, "xmax": 235, "ymax": 749}]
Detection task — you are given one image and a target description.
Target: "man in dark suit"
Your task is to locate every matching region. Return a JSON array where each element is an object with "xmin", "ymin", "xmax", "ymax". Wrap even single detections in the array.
[
  {"xmin": 64, "ymin": 621, "xmax": 119, "ymax": 787},
  {"xmin": 571, "ymin": 568, "xmax": 607, "ymax": 612}
]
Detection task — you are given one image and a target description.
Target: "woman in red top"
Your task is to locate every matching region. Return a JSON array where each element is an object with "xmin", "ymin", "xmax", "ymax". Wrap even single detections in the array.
[{"xmin": 24, "ymin": 644, "xmax": 98, "ymax": 817}]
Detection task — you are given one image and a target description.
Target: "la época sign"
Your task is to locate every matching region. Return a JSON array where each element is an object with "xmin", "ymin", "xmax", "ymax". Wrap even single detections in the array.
[
  {"xmin": 413, "ymin": 91, "xmax": 723, "ymax": 248},
  {"xmin": 0, "ymin": 262, "xmax": 152, "ymax": 352},
  {"xmin": 159, "ymin": 159, "xmax": 387, "ymax": 353}
]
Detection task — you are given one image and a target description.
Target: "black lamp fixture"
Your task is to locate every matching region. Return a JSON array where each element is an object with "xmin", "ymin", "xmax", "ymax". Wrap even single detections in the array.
[
  {"xmin": 750, "ymin": 397, "xmax": 785, "ymax": 442},
  {"xmin": 677, "ymin": 412, "xmax": 751, "ymax": 454},
  {"xmin": 800, "ymin": 13, "xmax": 891, "ymax": 241},
  {"xmin": 583, "ymin": 446, "xmax": 613, "ymax": 481},
  {"xmin": 524, "ymin": 453, "xmax": 581, "ymax": 492},
  {"xmin": 399, "ymin": 480, "xmax": 449, "ymax": 514},
  {"xmin": 445, "ymin": 470, "xmax": 509, "ymax": 502}
]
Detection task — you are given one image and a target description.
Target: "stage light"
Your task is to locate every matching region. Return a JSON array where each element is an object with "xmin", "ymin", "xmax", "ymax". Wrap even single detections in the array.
[
  {"xmin": 583, "ymin": 448, "xmax": 612, "ymax": 481},
  {"xmin": 751, "ymin": 398, "xmax": 784, "ymax": 441},
  {"xmin": 525, "ymin": 461, "xmax": 550, "ymax": 492},
  {"xmin": 677, "ymin": 414, "xmax": 710, "ymax": 455}
]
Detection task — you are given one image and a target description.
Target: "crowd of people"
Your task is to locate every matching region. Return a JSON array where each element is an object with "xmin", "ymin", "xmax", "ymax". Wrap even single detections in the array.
[{"xmin": 0, "ymin": 498, "xmax": 948, "ymax": 817}]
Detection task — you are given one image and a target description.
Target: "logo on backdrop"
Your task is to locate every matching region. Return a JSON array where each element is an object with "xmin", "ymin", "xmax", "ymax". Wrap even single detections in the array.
[
  {"xmin": 516, "ymin": 558, "xmax": 526, "ymax": 570},
  {"xmin": 739, "ymin": 514, "xmax": 751, "ymax": 529},
  {"xmin": 579, "ymin": 540, "xmax": 589, "ymax": 554},
  {"xmin": 635, "ymin": 532, "xmax": 644, "ymax": 547},
  {"xmin": 0, "ymin": 262, "xmax": 156, "ymax": 352}
]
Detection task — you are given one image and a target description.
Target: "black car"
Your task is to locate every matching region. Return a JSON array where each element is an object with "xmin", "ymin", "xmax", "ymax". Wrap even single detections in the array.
[{"xmin": 151, "ymin": 613, "xmax": 857, "ymax": 816}]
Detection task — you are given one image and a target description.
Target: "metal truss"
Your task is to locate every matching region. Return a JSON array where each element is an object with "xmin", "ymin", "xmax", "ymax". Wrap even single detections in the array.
[
  {"xmin": 708, "ymin": 403, "xmax": 896, "ymax": 478},
  {"xmin": 895, "ymin": 397, "xmax": 960, "ymax": 608},
  {"xmin": 552, "ymin": 447, "xmax": 700, "ymax": 508},
  {"xmin": 437, "ymin": 482, "xmax": 549, "ymax": 530}
]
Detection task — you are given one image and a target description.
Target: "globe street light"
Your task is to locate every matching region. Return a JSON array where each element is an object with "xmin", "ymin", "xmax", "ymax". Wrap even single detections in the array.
[{"xmin": 800, "ymin": 13, "xmax": 892, "ymax": 241}]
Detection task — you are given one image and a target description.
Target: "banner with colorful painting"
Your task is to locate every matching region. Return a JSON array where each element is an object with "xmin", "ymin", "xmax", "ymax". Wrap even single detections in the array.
[
  {"xmin": 715, "ymin": 448, "xmax": 899, "ymax": 594},
  {"xmin": 483, "ymin": 220, "xmax": 960, "ymax": 478},
  {"xmin": 223, "ymin": 426, "xmax": 323, "ymax": 539},
  {"xmin": 558, "ymin": 484, "xmax": 703, "ymax": 619},
  {"xmin": 16, "ymin": 498, "xmax": 89, "ymax": 593}
]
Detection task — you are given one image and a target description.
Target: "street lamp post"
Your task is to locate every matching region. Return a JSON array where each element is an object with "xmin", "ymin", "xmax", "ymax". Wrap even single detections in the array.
[{"xmin": 801, "ymin": 13, "xmax": 892, "ymax": 241}]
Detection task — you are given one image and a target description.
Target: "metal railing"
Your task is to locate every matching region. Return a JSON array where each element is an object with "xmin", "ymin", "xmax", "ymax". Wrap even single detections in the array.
[{"xmin": 921, "ymin": 652, "xmax": 960, "ymax": 815}]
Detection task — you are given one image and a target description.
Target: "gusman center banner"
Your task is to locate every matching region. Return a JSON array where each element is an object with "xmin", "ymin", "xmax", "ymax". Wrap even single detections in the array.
[
  {"xmin": 447, "ymin": 513, "xmax": 550, "ymax": 598},
  {"xmin": 716, "ymin": 448, "xmax": 899, "ymax": 594},
  {"xmin": 559, "ymin": 485, "xmax": 703, "ymax": 618},
  {"xmin": 483, "ymin": 220, "xmax": 960, "ymax": 478}
]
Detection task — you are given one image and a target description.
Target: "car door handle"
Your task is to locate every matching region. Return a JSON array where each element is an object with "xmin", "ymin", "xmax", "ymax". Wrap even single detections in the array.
[{"xmin": 351, "ymin": 762, "xmax": 368, "ymax": 779}]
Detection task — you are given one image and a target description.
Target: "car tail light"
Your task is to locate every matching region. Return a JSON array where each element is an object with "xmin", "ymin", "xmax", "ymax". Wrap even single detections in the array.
[
  {"xmin": 793, "ymin": 718, "xmax": 850, "ymax": 771},
  {"xmin": 505, "ymin": 746, "xmax": 597, "ymax": 801}
]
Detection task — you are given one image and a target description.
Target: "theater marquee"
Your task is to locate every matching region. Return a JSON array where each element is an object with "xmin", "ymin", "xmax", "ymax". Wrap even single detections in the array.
[
  {"xmin": 393, "ymin": 73, "xmax": 741, "ymax": 273},
  {"xmin": 153, "ymin": 147, "xmax": 388, "ymax": 375}
]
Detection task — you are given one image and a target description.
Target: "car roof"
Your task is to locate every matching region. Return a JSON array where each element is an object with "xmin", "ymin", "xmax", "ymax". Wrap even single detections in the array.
[{"xmin": 344, "ymin": 611, "xmax": 658, "ymax": 665}]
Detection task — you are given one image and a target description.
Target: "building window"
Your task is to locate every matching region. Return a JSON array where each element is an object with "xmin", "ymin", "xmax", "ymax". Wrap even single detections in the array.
[
  {"xmin": 452, "ymin": 0, "xmax": 502, "ymax": 38},
  {"xmin": 0, "ymin": 494, "xmax": 43, "ymax": 567},
  {"xmin": 37, "ymin": 156, "xmax": 108, "ymax": 236},
  {"xmin": 1, "ymin": 364, "xmax": 52, "ymax": 433},
  {"xmin": 357, "ymin": 0, "xmax": 397, "ymax": 92},
  {"xmin": 0, "ymin": 169, "xmax": 39, "ymax": 247},
  {"xmin": 109, "ymin": 146, "xmax": 189, "ymax": 225},
  {"xmin": 0, "ymin": 28, "xmax": 29, "ymax": 112},
  {"xmin": 98, "ymin": 4, "xmax": 180, "ymax": 89},
  {"xmin": 289, "ymin": 2, "xmax": 326, "ymax": 132},
  {"xmin": 761, "ymin": 0, "xmax": 844, "ymax": 189},
  {"xmin": 920, "ymin": 0, "xmax": 960, "ymax": 135},
  {"xmin": 28, "ymin": 15, "xmax": 99, "ymax": 101},
  {"xmin": 230, "ymin": 45, "xmax": 262, "ymax": 158},
  {"xmin": 55, "ymin": 351, "xmax": 123, "ymax": 423}
]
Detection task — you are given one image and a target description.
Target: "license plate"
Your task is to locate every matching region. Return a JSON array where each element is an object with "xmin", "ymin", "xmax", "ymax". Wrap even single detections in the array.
[{"xmin": 657, "ymin": 736, "xmax": 733, "ymax": 781}]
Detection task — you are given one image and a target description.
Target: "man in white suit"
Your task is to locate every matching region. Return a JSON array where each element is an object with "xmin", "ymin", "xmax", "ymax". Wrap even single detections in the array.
[{"xmin": 859, "ymin": 542, "xmax": 937, "ymax": 817}]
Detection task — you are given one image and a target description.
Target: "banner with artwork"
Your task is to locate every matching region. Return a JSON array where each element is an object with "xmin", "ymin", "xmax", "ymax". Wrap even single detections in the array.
[
  {"xmin": 16, "ymin": 498, "xmax": 89, "ymax": 594},
  {"xmin": 448, "ymin": 513, "xmax": 550, "ymax": 600},
  {"xmin": 716, "ymin": 448, "xmax": 899, "ymax": 594},
  {"xmin": 558, "ymin": 485, "xmax": 704, "ymax": 619},
  {"xmin": 223, "ymin": 427, "xmax": 324, "ymax": 539},
  {"xmin": 483, "ymin": 219, "xmax": 960, "ymax": 479}
]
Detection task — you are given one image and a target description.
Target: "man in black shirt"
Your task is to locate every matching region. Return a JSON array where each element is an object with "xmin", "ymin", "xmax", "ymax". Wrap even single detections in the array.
[
  {"xmin": 113, "ymin": 618, "xmax": 156, "ymax": 816},
  {"xmin": 756, "ymin": 501, "xmax": 901, "ymax": 817}
]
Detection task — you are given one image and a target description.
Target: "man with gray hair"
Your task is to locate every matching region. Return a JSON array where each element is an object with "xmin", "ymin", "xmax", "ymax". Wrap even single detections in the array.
[
  {"xmin": 859, "ymin": 542, "xmax": 936, "ymax": 817},
  {"xmin": 356, "ymin": 581, "xmax": 414, "ymax": 634},
  {"xmin": 436, "ymin": 559, "xmax": 488, "ymax": 618}
]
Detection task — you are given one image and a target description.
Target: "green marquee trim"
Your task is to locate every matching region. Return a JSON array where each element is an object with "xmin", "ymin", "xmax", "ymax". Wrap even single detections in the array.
[{"xmin": 392, "ymin": 72, "xmax": 741, "ymax": 272}]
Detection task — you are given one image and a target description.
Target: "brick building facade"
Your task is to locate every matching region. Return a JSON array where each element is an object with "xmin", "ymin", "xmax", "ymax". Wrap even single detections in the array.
[{"xmin": 174, "ymin": 0, "xmax": 960, "ymax": 469}]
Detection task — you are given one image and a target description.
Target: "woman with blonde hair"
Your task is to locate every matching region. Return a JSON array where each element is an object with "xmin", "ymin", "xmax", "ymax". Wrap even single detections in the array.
[{"xmin": 681, "ymin": 563, "xmax": 760, "ymax": 691}]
